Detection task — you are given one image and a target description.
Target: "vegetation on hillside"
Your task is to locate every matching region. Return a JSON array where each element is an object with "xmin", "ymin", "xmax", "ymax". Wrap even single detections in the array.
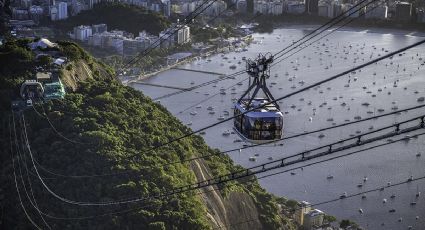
[
  {"xmin": 0, "ymin": 39, "xmax": 295, "ymax": 229},
  {"xmin": 45, "ymin": 2, "xmax": 171, "ymax": 36}
]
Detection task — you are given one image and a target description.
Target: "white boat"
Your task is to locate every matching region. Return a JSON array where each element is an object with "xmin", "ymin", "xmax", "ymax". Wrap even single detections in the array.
[
  {"xmin": 327, "ymin": 175, "xmax": 334, "ymax": 179},
  {"xmin": 190, "ymin": 111, "xmax": 197, "ymax": 116},
  {"xmin": 217, "ymin": 116, "xmax": 225, "ymax": 121},
  {"xmin": 207, "ymin": 106, "xmax": 214, "ymax": 111},
  {"xmin": 222, "ymin": 130, "xmax": 231, "ymax": 136}
]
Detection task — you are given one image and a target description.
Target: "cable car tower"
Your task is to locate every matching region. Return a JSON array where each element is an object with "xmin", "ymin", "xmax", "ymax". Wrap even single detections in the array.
[{"xmin": 233, "ymin": 53, "xmax": 283, "ymax": 143}]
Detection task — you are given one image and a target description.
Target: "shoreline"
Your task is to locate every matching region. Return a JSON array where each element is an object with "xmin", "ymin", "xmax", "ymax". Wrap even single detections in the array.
[
  {"xmin": 275, "ymin": 22, "xmax": 425, "ymax": 37},
  {"xmin": 121, "ymin": 23, "xmax": 425, "ymax": 85},
  {"xmin": 121, "ymin": 35, "xmax": 253, "ymax": 85}
]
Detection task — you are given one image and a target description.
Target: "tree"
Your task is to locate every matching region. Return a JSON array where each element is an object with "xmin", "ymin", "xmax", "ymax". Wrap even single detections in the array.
[{"xmin": 324, "ymin": 214, "xmax": 337, "ymax": 223}]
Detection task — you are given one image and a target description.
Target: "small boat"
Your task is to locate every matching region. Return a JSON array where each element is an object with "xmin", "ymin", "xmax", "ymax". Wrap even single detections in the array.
[
  {"xmin": 410, "ymin": 202, "xmax": 417, "ymax": 206},
  {"xmin": 249, "ymin": 157, "xmax": 256, "ymax": 162},
  {"xmin": 389, "ymin": 209, "xmax": 396, "ymax": 213},
  {"xmin": 207, "ymin": 106, "xmax": 214, "ymax": 111},
  {"xmin": 418, "ymin": 97, "xmax": 425, "ymax": 102},
  {"xmin": 327, "ymin": 175, "xmax": 334, "ymax": 179},
  {"xmin": 407, "ymin": 175, "xmax": 414, "ymax": 182},
  {"xmin": 416, "ymin": 153, "xmax": 421, "ymax": 157},
  {"xmin": 383, "ymin": 199, "xmax": 387, "ymax": 203},
  {"xmin": 416, "ymin": 186, "xmax": 421, "ymax": 197},
  {"xmin": 357, "ymin": 184, "xmax": 363, "ymax": 188},
  {"xmin": 390, "ymin": 194, "xmax": 396, "ymax": 199},
  {"xmin": 209, "ymin": 111, "xmax": 215, "ymax": 115},
  {"xmin": 217, "ymin": 116, "xmax": 225, "ymax": 121},
  {"xmin": 361, "ymin": 194, "xmax": 367, "ymax": 199},
  {"xmin": 290, "ymin": 172, "xmax": 296, "ymax": 176},
  {"xmin": 318, "ymin": 133, "xmax": 325, "ymax": 138},
  {"xmin": 229, "ymin": 65, "xmax": 237, "ymax": 69},
  {"xmin": 190, "ymin": 111, "xmax": 197, "ymax": 116},
  {"xmin": 222, "ymin": 130, "xmax": 231, "ymax": 136},
  {"xmin": 340, "ymin": 192, "xmax": 347, "ymax": 199},
  {"xmin": 363, "ymin": 176, "xmax": 368, "ymax": 182},
  {"xmin": 358, "ymin": 208, "xmax": 363, "ymax": 214},
  {"xmin": 200, "ymin": 131, "xmax": 206, "ymax": 135}
]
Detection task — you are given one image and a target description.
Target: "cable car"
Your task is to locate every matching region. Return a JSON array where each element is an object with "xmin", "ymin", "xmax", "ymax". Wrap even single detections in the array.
[{"xmin": 233, "ymin": 53, "xmax": 283, "ymax": 143}]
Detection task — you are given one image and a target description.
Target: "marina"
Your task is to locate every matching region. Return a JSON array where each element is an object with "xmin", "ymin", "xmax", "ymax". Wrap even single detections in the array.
[{"xmin": 132, "ymin": 26, "xmax": 425, "ymax": 229}]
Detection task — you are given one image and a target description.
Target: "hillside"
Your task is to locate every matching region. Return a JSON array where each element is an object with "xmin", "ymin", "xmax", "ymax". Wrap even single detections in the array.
[
  {"xmin": 45, "ymin": 2, "xmax": 171, "ymax": 36},
  {"xmin": 0, "ymin": 39, "xmax": 297, "ymax": 229}
]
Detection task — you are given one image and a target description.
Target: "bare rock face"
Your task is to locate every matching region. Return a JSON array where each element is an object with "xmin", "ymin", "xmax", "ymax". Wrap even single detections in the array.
[{"xmin": 191, "ymin": 160, "xmax": 262, "ymax": 230}]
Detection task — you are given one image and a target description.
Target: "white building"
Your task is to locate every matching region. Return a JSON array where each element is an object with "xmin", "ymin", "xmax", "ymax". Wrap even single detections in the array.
[
  {"xmin": 92, "ymin": 24, "xmax": 107, "ymax": 34},
  {"xmin": 270, "ymin": 1, "xmax": 283, "ymax": 15},
  {"xmin": 303, "ymin": 209, "xmax": 324, "ymax": 230},
  {"xmin": 159, "ymin": 28, "xmax": 175, "ymax": 48},
  {"xmin": 50, "ymin": 6, "xmax": 58, "ymax": 21},
  {"xmin": 177, "ymin": 25, "xmax": 190, "ymax": 44},
  {"xmin": 254, "ymin": 0, "xmax": 283, "ymax": 15},
  {"xmin": 205, "ymin": 0, "xmax": 227, "ymax": 17},
  {"xmin": 163, "ymin": 0, "xmax": 171, "ymax": 17},
  {"xmin": 57, "ymin": 2, "xmax": 68, "ymax": 20},
  {"xmin": 285, "ymin": 1, "xmax": 305, "ymax": 14},
  {"xmin": 73, "ymin": 25, "xmax": 92, "ymax": 41},
  {"xmin": 318, "ymin": 3, "xmax": 329, "ymax": 17},
  {"xmin": 181, "ymin": 1, "xmax": 197, "ymax": 15}
]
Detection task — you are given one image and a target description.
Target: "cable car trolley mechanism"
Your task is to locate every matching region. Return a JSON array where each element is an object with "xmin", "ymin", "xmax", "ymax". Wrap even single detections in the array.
[{"xmin": 233, "ymin": 53, "xmax": 283, "ymax": 143}]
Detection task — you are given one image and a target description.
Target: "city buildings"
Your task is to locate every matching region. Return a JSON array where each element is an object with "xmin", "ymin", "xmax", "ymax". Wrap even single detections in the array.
[
  {"xmin": 177, "ymin": 24, "xmax": 190, "ymax": 44},
  {"xmin": 73, "ymin": 21, "xmax": 190, "ymax": 55},
  {"xmin": 364, "ymin": 4, "xmax": 388, "ymax": 19},
  {"xmin": 73, "ymin": 25, "xmax": 92, "ymax": 41},
  {"xmin": 395, "ymin": 2, "xmax": 413, "ymax": 22},
  {"xmin": 285, "ymin": 1, "xmax": 305, "ymax": 14},
  {"xmin": 57, "ymin": 2, "xmax": 68, "ymax": 20},
  {"xmin": 254, "ymin": 0, "xmax": 284, "ymax": 15},
  {"xmin": 305, "ymin": 0, "xmax": 318, "ymax": 15},
  {"xmin": 294, "ymin": 201, "xmax": 325, "ymax": 230}
]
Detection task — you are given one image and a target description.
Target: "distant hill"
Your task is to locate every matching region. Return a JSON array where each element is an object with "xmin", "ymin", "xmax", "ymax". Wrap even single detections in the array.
[{"xmin": 47, "ymin": 2, "xmax": 171, "ymax": 36}]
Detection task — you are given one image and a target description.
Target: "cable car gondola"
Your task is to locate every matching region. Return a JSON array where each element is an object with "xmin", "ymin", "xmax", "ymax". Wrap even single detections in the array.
[{"xmin": 233, "ymin": 53, "xmax": 283, "ymax": 143}]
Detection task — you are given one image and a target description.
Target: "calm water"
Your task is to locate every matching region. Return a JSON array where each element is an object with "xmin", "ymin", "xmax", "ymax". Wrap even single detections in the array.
[{"xmin": 132, "ymin": 26, "xmax": 425, "ymax": 229}]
